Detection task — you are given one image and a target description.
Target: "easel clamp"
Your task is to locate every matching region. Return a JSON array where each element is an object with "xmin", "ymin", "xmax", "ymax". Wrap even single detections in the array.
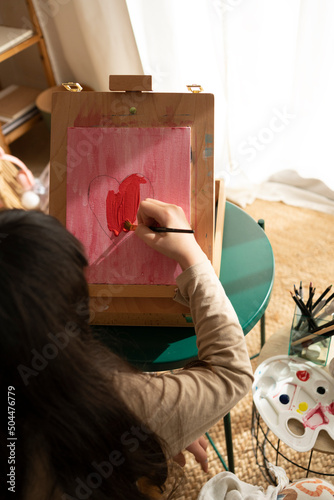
[{"xmin": 109, "ymin": 75, "xmax": 152, "ymax": 92}]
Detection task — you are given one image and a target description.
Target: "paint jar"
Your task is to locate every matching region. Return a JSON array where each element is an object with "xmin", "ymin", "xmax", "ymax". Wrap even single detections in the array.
[{"xmin": 288, "ymin": 308, "xmax": 332, "ymax": 366}]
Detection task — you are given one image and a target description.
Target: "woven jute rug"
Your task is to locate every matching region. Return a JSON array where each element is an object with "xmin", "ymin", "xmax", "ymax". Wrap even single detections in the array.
[{"xmin": 170, "ymin": 199, "xmax": 334, "ymax": 499}]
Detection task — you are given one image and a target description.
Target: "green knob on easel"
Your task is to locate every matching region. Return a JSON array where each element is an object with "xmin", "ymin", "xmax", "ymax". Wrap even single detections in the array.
[{"xmin": 129, "ymin": 107, "xmax": 137, "ymax": 115}]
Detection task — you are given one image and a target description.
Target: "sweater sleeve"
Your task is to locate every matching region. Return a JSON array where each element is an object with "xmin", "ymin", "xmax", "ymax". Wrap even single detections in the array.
[{"xmin": 114, "ymin": 260, "xmax": 254, "ymax": 458}]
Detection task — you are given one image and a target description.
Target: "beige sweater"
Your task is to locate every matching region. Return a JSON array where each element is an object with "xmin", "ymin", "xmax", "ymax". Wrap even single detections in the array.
[{"xmin": 114, "ymin": 259, "xmax": 254, "ymax": 457}]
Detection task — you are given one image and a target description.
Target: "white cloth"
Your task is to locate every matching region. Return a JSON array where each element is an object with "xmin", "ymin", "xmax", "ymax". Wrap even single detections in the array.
[
  {"xmin": 198, "ymin": 466, "xmax": 289, "ymax": 500},
  {"xmin": 226, "ymin": 181, "xmax": 334, "ymax": 216}
]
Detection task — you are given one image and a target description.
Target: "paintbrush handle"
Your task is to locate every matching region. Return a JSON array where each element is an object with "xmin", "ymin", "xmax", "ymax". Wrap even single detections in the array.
[
  {"xmin": 291, "ymin": 325, "xmax": 334, "ymax": 346},
  {"xmin": 150, "ymin": 227, "xmax": 194, "ymax": 233},
  {"xmin": 123, "ymin": 220, "xmax": 194, "ymax": 233}
]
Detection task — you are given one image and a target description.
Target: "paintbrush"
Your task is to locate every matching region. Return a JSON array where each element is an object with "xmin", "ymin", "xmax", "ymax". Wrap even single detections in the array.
[
  {"xmin": 124, "ymin": 220, "xmax": 194, "ymax": 233},
  {"xmin": 290, "ymin": 323, "xmax": 334, "ymax": 347}
]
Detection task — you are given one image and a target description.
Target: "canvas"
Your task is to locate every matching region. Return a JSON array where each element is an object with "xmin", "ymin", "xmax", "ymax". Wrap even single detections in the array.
[{"xmin": 66, "ymin": 127, "xmax": 191, "ymax": 285}]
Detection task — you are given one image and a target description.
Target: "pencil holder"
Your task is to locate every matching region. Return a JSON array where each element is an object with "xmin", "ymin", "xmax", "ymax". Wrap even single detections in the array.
[{"xmin": 288, "ymin": 308, "xmax": 332, "ymax": 366}]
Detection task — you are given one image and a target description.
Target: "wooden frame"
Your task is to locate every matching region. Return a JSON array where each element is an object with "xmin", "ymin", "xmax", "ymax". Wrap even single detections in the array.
[
  {"xmin": 213, "ymin": 178, "xmax": 226, "ymax": 278},
  {"xmin": 50, "ymin": 76, "xmax": 219, "ymax": 326}
]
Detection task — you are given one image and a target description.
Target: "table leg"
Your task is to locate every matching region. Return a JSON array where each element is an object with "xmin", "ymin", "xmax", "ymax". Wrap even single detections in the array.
[{"xmin": 224, "ymin": 412, "xmax": 235, "ymax": 473}]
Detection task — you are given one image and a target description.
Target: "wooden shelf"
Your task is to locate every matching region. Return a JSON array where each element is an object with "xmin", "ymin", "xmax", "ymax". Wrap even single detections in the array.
[
  {"xmin": 0, "ymin": 33, "xmax": 40, "ymax": 62},
  {"xmin": 0, "ymin": 24, "xmax": 34, "ymax": 53},
  {"xmin": 0, "ymin": 0, "xmax": 55, "ymax": 153},
  {"xmin": 3, "ymin": 113, "xmax": 41, "ymax": 145}
]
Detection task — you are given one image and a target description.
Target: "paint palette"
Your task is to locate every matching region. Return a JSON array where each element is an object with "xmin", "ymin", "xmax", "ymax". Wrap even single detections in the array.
[{"xmin": 253, "ymin": 355, "xmax": 334, "ymax": 452}]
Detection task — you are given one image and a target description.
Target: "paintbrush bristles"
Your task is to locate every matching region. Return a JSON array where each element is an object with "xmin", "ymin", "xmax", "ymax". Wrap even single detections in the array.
[{"xmin": 123, "ymin": 220, "xmax": 136, "ymax": 231}]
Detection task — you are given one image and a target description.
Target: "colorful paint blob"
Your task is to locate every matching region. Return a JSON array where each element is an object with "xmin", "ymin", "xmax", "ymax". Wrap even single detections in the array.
[
  {"xmin": 280, "ymin": 478, "xmax": 334, "ymax": 499},
  {"xmin": 106, "ymin": 173, "xmax": 147, "ymax": 236},
  {"xmin": 328, "ymin": 402, "xmax": 334, "ymax": 415},
  {"xmin": 297, "ymin": 401, "xmax": 308, "ymax": 413},
  {"xmin": 302, "ymin": 403, "xmax": 329, "ymax": 430},
  {"xmin": 279, "ymin": 394, "xmax": 290, "ymax": 405},
  {"xmin": 252, "ymin": 355, "xmax": 334, "ymax": 452},
  {"xmin": 296, "ymin": 370, "xmax": 310, "ymax": 382}
]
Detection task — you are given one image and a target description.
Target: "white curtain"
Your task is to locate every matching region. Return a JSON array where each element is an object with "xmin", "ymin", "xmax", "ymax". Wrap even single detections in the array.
[
  {"xmin": 125, "ymin": 0, "xmax": 334, "ymax": 212},
  {"xmin": 217, "ymin": 0, "xmax": 334, "ymax": 211},
  {"xmin": 125, "ymin": 0, "xmax": 230, "ymax": 196},
  {"xmin": 35, "ymin": 0, "xmax": 334, "ymax": 212}
]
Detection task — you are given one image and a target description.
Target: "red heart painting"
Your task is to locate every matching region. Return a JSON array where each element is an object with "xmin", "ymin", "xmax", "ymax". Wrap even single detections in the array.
[
  {"xmin": 67, "ymin": 127, "xmax": 191, "ymax": 285},
  {"xmin": 88, "ymin": 173, "xmax": 152, "ymax": 242},
  {"xmin": 106, "ymin": 173, "xmax": 147, "ymax": 236}
]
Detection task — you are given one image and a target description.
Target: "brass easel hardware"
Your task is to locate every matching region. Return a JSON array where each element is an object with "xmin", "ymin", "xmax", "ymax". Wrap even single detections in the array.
[
  {"xmin": 186, "ymin": 84, "xmax": 203, "ymax": 93},
  {"xmin": 62, "ymin": 82, "xmax": 83, "ymax": 92}
]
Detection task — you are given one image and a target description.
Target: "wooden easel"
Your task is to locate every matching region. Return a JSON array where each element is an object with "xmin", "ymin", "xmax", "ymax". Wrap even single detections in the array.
[{"xmin": 49, "ymin": 76, "xmax": 225, "ymax": 326}]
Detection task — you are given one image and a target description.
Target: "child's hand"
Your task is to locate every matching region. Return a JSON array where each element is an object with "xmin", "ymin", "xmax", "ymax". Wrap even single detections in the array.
[
  {"xmin": 173, "ymin": 436, "xmax": 209, "ymax": 473},
  {"xmin": 135, "ymin": 199, "xmax": 206, "ymax": 270}
]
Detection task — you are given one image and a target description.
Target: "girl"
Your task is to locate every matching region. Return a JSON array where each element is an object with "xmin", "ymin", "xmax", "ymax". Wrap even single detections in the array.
[{"xmin": 0, "ymin": 199, "xmax": 253, "ymax": 499}]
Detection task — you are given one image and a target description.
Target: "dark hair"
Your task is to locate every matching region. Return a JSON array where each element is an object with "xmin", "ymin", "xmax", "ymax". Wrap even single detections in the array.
[{"xmin": 0, "ymin": 209, "xmax": 169, "ymax": 499}]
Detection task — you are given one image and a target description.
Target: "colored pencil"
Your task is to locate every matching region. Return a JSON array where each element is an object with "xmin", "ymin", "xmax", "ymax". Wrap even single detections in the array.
[
  {"xmin": 299, "ymin": 281, "xmax": 303, "ymax": 300},
  {"xmin": 311, "ymin": 284, "xmax": 332, "ymax": 311},
  {"xmin": 290, "ymin": 292, "xmax": 318, "ymax": 330},
  {"xmin": 317, "ymin": 292, "xmax": 334, "ymax": 313},
  {"xmin": 306, "ymin": 284, "xmax": 315, "ymax": 311},
  {"xmin": 315, "ymin": 298, "xmax": 334, "ymax": 320}
]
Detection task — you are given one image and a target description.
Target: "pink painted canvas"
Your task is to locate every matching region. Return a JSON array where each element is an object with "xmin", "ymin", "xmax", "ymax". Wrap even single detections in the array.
[{"xmin": 66, "ymin": 127, "xmax": 191, "ymax": 285}]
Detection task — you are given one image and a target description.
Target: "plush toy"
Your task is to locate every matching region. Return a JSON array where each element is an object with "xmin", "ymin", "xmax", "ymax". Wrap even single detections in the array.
[
  {"xmin": 278, "ymin": 478, "xmax": 334, "ymax": 500},
  {"xmin": 0, "ymin": 147, "xmax": 43, "ymax": 209}
]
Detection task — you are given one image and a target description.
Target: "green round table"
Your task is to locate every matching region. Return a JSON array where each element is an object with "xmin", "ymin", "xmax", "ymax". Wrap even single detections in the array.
[{"xmin": 93, "ymin": 201, "xmax": 275, "ymax": 370}]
